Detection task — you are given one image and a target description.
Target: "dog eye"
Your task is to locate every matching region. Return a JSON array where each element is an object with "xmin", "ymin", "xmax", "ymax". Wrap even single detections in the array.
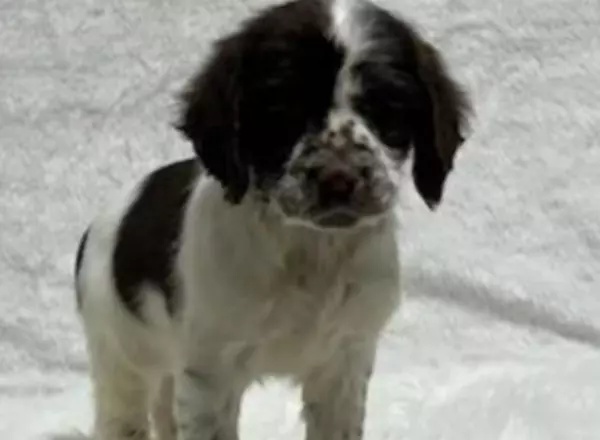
[
  {"xmin": 352, "ymin": 95, "xmax": 410, "ymax": 146},
  {"xmin": 358, "ymin": 166, "xmax": 372, "ymax": 179},
  {"xmin": 383, "ymin": 130, "xmax": 411, "ymax": 148},
  {"xmin": 264, "ymin": 76, "xmax": 285, "ymax": 88},
  {"xmin": 305, "ymin": 166, "xmax": 320, "ymax": 181},
  {"xmin": 350, "ymin": 63, "xmax": 416, "ymax": 150}
]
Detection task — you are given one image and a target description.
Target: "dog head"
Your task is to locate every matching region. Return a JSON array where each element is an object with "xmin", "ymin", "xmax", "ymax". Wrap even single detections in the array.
[{"xmin": 177, "ymin": 0, "xmax": 470, "ymax": 229}]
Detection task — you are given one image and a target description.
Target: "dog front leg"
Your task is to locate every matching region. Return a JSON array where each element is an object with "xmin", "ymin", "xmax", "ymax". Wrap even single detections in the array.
[
  {"xmin": 301, "ymin": 343, "xmax": 376, "ymax": 440},
  {"xmin": 175, "ymin": 368, "xmax": 245, "ymax": 440}
]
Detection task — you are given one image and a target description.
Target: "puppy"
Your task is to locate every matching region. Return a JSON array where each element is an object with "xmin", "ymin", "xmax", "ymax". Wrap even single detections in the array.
[{"xmin": 74, "ymin": 0, "xmax": 470, "ymax": 439}]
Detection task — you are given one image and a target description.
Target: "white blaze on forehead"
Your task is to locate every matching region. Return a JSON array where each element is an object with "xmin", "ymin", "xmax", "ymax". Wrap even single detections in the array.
[
  {"xmin": 327, "ymin": 109, "xmax": 356, "ymax": 131},
  {"xmin": 329, "ymin": 0, "xmax": 372, "ymax": 55},
  {"xmin": 328, "ymin": 0, "xmax": 376, "ymax": 110}
]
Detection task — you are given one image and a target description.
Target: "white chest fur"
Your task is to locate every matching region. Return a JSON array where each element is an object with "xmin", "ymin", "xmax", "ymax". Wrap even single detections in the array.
[{"xmin": 176, "ymin": 179, "xmax": 402, "ymax": 378}]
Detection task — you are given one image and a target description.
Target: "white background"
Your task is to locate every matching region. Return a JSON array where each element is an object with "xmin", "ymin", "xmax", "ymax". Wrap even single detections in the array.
[{"xmin": 1, "ymin": 0, "xmax": 599, "ymax": 438}]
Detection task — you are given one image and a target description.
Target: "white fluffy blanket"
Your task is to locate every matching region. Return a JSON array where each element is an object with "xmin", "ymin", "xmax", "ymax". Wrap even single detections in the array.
[{"xmin": 1, "ymin": 0, "xmax": 598, "ymax": 438}]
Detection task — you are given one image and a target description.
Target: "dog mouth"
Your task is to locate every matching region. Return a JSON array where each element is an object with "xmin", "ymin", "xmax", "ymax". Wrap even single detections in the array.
[
  {"xmin": 278, "ymin": 205, "xmax": 389, "ymax": 231},
  {"xmin": 274, "ymin": 188, "xmax": 394, "ymax": 230},
  {"xmin": 313, "ymin": 209, "xmax": 361, "ymax": 228}
]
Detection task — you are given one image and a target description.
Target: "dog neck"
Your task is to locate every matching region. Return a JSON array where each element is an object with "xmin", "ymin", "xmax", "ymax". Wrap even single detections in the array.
[
  {"xmin": 181, "ymin": 176, "xmax": 398, "ymax": 293},
  {"xmin": 239, "ymin": 186, "xmax": 397, "ymax": 268}
]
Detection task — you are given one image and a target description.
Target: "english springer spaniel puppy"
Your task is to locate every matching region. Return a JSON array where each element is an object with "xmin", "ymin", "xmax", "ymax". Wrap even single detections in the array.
[{"xmin": 74, "ymin": 0, "xmax": 470, "ymax": 439}]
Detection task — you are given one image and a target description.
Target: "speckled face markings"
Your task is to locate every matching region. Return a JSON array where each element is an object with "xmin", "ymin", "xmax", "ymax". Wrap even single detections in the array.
[
  {"xmin": 272, "ymin": 113, "xmax": 400, "ymax": 229},
  {"xmin": 323, "ymin": 119, "xmax": 357, "ymax": 150}
]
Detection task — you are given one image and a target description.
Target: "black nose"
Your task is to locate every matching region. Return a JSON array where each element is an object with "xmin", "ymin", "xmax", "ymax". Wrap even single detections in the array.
[{"xmin": 317, "ymin": 168, "xmax": 358, "ymax": 207}]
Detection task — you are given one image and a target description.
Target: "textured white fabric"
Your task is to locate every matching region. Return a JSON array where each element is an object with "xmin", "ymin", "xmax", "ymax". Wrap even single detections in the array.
[{"xmin": 1, "ymin": 0, "xmax": 599, "ymax": 438}]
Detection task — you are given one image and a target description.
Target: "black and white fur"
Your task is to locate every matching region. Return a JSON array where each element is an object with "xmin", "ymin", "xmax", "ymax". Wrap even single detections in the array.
[{"xmin": 75, "ymin": 0, "xmax": 470, "ymax": 439}]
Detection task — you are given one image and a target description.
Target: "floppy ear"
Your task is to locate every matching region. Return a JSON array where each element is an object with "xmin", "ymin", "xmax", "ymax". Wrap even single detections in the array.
[
  {"xmin": 411, "ymin": 40, "xmax": 471, "ymax": 209},
  {"xmin": 176, "ymin": 38, "xmax": 250, "ymax": 204}
]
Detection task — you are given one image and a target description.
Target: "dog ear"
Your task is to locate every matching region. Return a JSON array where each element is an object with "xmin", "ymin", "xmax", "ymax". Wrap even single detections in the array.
[
  {"xmin": 411, "ymin": 40, "xmax": 471, "ymax": 209},
  {"xmin": 176, "ymin": 38, "xmax": 250, "ymax": 204}
]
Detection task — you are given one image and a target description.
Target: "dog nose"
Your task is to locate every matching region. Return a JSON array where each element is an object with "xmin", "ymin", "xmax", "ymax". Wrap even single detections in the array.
[{"xmin": 318, "ymin": 168, "xmax": 357, "ymax": 206}]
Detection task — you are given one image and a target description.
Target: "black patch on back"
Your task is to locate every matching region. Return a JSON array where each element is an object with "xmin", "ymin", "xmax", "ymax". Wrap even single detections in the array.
[
  {"xmin": 113, "ymin": 159, "xmax": 200, "ymax": 318},
  {"xmin": 177, "ymin": 0, "xmax": 344, "ymax": 202},
  {"xmin": 74, "ymin": 227, "xmax": 90, "ymax": 309}
]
